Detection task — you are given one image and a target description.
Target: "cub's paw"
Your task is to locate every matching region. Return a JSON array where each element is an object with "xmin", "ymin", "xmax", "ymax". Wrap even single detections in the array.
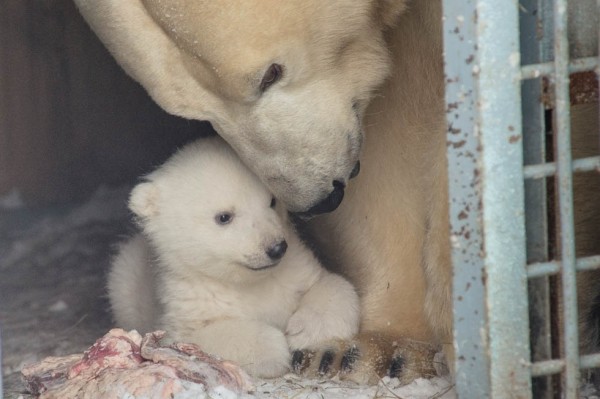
[
  {"xmin": 248, "ymin": 347, "xmax": 291, "ymax": 379},
  {"xmin": 192, "ymin": 321, "xmax": 291, "ymax": 379},
  {"xmin": 285, "ymin": 272, "xmax": 360, "ymax": 351},
  {"xmin": 291, "ymin": 332, "xmax": 441, "ymax": 385},
  {"xmin": 243, "ymin": 328, "xmax": 292, "ymax": 379},
  {"xmin": 285, "ymin": 304, "xmax": 358, "ymax": 351}
]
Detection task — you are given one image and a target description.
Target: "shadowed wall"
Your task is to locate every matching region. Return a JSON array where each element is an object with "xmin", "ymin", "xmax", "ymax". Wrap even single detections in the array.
[{"xmin": 0, "ymin": 0, "xmax": 214, "ymax": 206}]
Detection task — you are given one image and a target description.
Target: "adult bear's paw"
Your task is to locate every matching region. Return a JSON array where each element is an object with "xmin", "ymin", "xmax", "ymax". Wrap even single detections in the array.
[{"xmin": 291, "ymin": 332, "xmax": 442, "ymax": 385}]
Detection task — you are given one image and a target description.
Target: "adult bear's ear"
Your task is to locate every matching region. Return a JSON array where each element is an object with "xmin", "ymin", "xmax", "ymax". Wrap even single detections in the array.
[
  {"xmin": 129, "ymin": 182, "xmax": 159, "ymax": 219},
  {"xmin": 377, "ymin": 0, "xmax": 408, "ymax": 28},
  {"xmin": 74, "ymin": 0, "xmax": 217, "ymax": 121}
]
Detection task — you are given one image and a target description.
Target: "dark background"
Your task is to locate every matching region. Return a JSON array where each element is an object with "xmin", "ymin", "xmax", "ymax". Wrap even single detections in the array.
[{"xmin": 0, "ymin": 0, "xmax": 215, "ymax": 207}]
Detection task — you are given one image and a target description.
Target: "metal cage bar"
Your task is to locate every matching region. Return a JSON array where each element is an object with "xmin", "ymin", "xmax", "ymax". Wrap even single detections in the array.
[
  {"xmin": 523, "ymin": 156, "xmax": 600, "ymax": 179},
  {"xmin": 445, "ymin": 0, "xmax": 600, "ymax": 397},
  {"xmin": 521, "ymin": 56, "xmax": 599, "ymax": 78},
  {"xmin": 527, "ymin": 255, "xmax": 600, "ymax": 278},
  {"xmin": 519, "ymin": 2, "xmax": 553, "ymax": 396},
  {"xmin": 552, "ymin": 0, "xmax": 580, "ymax": 394},
  {"xmin": 443, "ymin": 0, "xmax": 532, "ymax": 397}
]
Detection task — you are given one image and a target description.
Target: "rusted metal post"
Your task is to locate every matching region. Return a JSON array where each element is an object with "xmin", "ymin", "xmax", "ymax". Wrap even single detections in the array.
[{"xmin": 443, "ymin": 0, "xmax": 532, "ymax": 397}]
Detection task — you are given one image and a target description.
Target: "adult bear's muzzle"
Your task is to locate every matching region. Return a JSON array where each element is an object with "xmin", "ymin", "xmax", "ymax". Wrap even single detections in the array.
[
  {"xmin": 299, "ymin": 180, "xmax": 345, "ymax": 216},
  {"xmin": 294, "ymin": 161, "xmax": 359, "ymax": 218}
]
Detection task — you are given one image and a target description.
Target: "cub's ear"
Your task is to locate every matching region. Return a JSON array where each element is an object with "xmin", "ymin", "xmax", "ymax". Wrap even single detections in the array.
[
  {"xmin": 129, "ymin": 182, "xmax": 159, "ymax": 219},
  {"xmin": 377, "ymin": 0, "xmax": 408, "ymax": 27}
]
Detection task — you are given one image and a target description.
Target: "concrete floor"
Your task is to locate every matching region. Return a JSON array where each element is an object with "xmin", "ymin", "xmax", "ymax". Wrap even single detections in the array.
[{"xmin": 0, "ymin": 187, "xmax": 131, "ymax": 398}]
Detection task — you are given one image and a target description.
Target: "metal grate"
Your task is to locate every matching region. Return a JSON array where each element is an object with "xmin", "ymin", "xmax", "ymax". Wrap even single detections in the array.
[{"xmin": 443, "ymin": 0, "xmax": 600, "ymax": 397}]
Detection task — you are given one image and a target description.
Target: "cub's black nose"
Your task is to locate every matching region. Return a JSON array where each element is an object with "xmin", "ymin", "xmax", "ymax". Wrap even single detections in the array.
[{"xmin": 266, "ymin": 240, "xmax": 288, "ymax": 260}]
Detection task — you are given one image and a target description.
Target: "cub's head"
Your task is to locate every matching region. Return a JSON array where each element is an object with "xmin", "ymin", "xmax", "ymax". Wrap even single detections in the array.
[
  {"xmin": 130, "ymin": 137, "xmax": 289, "ymax": 282},
  {"xmin": 75, "ymin": 0, "xmax": 406, "ymax": 214}
]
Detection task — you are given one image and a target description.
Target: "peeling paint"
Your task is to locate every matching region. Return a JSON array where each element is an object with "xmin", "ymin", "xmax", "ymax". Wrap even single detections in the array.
[{"xmin": 509, "ymin": 135, "xmax": 522, "ymax": 144}]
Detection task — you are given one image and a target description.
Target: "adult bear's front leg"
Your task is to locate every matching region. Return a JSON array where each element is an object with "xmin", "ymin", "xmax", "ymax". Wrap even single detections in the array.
[
  {"xmin": 301, "ymin": 183, "xmax": 445, "ymax": 384},
  {"xmin": 300, "ymin": 0, "xmax": 448, "ymax": 384}
]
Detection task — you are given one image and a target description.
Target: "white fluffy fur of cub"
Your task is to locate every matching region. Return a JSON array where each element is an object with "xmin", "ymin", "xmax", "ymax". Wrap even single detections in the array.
[{"xmin": 108, "ymin": 137, "xmax": 360, "ymax": 378}]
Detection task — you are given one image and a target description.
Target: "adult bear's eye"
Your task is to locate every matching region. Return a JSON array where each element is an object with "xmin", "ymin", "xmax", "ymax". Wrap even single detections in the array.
[
  {"xmin": 215, "ymin": 212, "xmax": 233, "ymax": 225},
  {"xmin": 260, "ymin": 63, "xmax": 283, "ymax": 92},
  {"xmin": 270, "ymin": 197, "xmax": 277, "ymax": 208}
]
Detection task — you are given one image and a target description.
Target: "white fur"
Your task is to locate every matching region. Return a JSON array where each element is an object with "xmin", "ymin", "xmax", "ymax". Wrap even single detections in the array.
[
  {"xmin": 77, "ymin": 1, "xmax": 600, "ymax": 383},
  {"xmin": 72, "ymin": 0, "xmax": 401, "ymax": 212},
  {"xmin": 108, "ymin": 137, "xmax": 359, "ymax": 378}
]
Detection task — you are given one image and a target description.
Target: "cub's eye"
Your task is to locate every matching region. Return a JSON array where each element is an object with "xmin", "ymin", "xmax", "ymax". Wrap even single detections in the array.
[
  {"xmin": 270, "ymin": 197, "xmax": 277, "ymax": 208},
  {"xmin": 215, "ymin": 212, "xmax": 233, "ymax": 225},
  {"xmin": 260, "ymin": 63, "xmax": 283, "ymax": 92}
]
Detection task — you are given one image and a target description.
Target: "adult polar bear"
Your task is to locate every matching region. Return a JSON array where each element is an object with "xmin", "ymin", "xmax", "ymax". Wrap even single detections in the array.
[{"xmin": 74, "ymin": 0, "xmax": 449, "ymax": 383}]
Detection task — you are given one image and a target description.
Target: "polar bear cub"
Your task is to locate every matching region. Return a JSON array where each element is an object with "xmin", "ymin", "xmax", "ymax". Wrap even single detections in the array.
[{"xmin": 108, "ymin": 137, "xmax": 360, "ymax": 378}]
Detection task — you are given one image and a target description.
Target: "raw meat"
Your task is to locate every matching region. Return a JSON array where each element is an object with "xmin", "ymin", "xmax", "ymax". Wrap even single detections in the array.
[{"xmin": 21, "ymin": 329, "xmax": 254, "ymax": 398}]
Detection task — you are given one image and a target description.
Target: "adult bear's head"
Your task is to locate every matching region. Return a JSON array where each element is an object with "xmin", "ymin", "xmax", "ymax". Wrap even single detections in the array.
[{"xmin": 74, "ymin": 0, "xmax": 406, "ymax": 213}]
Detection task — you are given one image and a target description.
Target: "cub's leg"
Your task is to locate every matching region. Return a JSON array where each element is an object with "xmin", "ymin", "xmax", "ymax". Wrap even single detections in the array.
[
  {"xmin": 175, "ymin": 319, "xmax": 291, "ymax": 378},
  {"xmin": 107, "ymin": 234, "xmax": 159, "ymax": 333},
  {"xmin": 286, "ymin": 270, "xmax": 360, "ymax": 351}
]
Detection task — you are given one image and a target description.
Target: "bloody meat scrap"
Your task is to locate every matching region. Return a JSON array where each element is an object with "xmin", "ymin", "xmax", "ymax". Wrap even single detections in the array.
[{"xmin": 21, "ymin": 329, "xmax": 255, "ymax": 398}]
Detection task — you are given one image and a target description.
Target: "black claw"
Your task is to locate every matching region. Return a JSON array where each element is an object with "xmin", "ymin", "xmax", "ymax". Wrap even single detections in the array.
[
  {"xmin": 389, "ymin": 356, "xmax": 405, "ymax": 378},
  {"xmin": 318, "ymin": 350, "xmax": 335, "ymax": 375},
  {"xmin": 291, "ymin": 350, "xmax": 305, "ymax": 372},
  {"xmin": 340, "ymin": 346, "xmax": 360, "ymax": 372}
]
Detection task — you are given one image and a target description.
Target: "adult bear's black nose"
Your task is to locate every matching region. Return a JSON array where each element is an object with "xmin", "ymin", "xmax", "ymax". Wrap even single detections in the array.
[
  {"xmin": 301, "ymin": 180, "xmax": 345, "ymax": 216},
  {"xmin": 266, "ymin": 240, "xmax": 288, "ymax": 260}
]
